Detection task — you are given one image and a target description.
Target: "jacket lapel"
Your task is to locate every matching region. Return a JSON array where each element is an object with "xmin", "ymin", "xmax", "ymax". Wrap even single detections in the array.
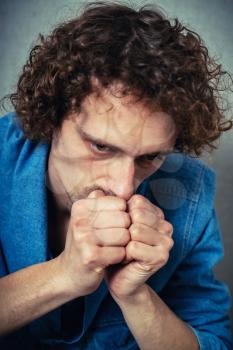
[{"xmin": 3, "ymin": 140, "xmax": 50, "ymax": 273}]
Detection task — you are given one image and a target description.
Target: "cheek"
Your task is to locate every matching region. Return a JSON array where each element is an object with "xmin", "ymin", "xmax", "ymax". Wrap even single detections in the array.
[
  {"xmin": 53, "ymin": 158, "xmax": 93, "ymax": 193},
  {"xmin": 69, "ymin": 159, "xmax": 111, "ymax": 186},
  {"xmin": 90, "ymin": 159, "xmax": 114, "ymax": 179}
]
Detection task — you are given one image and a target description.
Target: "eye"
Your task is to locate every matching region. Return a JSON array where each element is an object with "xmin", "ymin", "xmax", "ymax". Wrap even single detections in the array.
[
  {"xmin": 143, "ymin": 153, "xmax": 160, "ymax": 161},
  {"xmin": 137, "ymin": 153, "xmax": 165, "ymax": 166},
  {"xmin": 90, "ymin": 142, "xmax": 112, "ymax": 154},
  {"xmin": 139, "ymin": 153, "xmax": 161, "ymax": 161}
]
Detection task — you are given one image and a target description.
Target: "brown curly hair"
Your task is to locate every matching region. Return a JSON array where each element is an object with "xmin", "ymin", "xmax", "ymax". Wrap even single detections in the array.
[{"xmin": 7, "ymin": 1, "xmax": 233, "ymax": 155}]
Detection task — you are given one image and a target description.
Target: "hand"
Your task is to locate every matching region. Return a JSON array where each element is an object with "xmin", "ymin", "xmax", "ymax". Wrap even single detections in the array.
[
  {"xmin": 57, "ymin": 190, "xmax": 130, "ymax": 298},
  {"xmin": 105, "ymin": 194, "xmax": 174, "ymax": 301}
]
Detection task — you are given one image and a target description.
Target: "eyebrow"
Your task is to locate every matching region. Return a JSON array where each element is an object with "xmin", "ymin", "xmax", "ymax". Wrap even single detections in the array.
[{"xmin": 76, "ymin": 126, "xmax": 174, "ymax": 157}]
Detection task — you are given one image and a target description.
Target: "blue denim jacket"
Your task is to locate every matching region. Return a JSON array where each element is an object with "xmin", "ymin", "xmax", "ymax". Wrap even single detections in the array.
[{"xmin": 0, "ymin": 113, "xmax": 232, "ymax": 349}]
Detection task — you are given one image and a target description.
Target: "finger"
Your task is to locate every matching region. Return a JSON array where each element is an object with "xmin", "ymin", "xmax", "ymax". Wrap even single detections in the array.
[
  {"xmin": 127, "ymin": 194, "xmax": 164, "ymax": 219},
  {"xmin": 88, "ymin": 190, "xmax": 106, "ymax": 198},
  {"xmin": 130, "ymin": 208, "xmax": 173, "ymax": 234},
  {"xmin": 156, "ymin": 219, "xmax": 174, "ymax": 236},
  {"xmin": 129, "ymin": 207, "xmax": 159, "ymax": 229},
  {"xmin": 94, "ymin": 228, "xmax": 130, "ymax": 246},
  {"xmin": 125, "ymin": 241, "xmax": 170, "ymax": 268},
  {"xmin": 80, "ymin": 245, "xmax": 126, "ymax": 273},
  {"xmin": 89, "ymin": 210, "xmax": 131, "ymax": 229},
  {"xmin": 71, "ymin": 195, "xmax": 126, "ymax": 217},
  {"xmin": 101, "ymin": 246, "xmax": 126, "ymax": 266},
  {"xmin": 129, "ymin": 223, "xmax": 174, "ymax": 247}
]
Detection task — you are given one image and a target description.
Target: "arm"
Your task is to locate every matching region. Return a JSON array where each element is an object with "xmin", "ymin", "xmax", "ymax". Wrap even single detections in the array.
[
  {"xmin": 111, "ymin": 207, "xmax": 233, "ymax": 350},
  {"xmin": 106, "ymin": 167, "xmax": 233, "ymax": 350},
  {"xmin": 105, "ymin": 193, "xmax": 198, "ymax": 349},
  {"xmin": 0, "ymin": 257, "xmax": 72, "ymax": 336},
  {"xmin": 158, "ymin": 208, "xmax": 233, "ymax": 350},
  {"xmin": 116, "ymin": 284, "xmax": 199, "ymax": 350}
]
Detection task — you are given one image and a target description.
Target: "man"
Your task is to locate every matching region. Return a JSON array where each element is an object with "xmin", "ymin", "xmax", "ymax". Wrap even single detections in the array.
[{"xmin": 0, "ymin": 2, "xmax": 232, "ymax": 349}]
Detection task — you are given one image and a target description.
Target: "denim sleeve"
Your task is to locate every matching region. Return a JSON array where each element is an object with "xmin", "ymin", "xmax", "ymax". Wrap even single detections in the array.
[{"xmin": 159, "ymin": 167, "xmax": 233, "ymax": 350}]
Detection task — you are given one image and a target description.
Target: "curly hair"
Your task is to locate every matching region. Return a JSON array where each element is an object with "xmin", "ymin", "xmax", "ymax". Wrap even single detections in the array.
[{"xmin": 7, "ymin": 1, "xmax": 233, "ymax": 155}]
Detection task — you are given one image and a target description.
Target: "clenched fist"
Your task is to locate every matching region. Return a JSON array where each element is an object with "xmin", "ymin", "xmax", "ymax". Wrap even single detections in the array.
[
  {"xmin": 105, "ymin": 194, "xmax": 174, "ymax": 301},
  {"xmin": 58, "ymin": 190, "xmax": 130, "ymax": 298}
]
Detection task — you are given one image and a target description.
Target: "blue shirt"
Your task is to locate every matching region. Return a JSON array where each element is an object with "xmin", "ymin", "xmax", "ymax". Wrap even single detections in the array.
[{"xmin": 0, "ymin": 112, "xmax": 232, "ymax": 349}]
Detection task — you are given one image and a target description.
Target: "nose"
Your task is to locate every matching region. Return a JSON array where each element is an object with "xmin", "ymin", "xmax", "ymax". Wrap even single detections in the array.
[{"xmin": 107, "ymin": 157, "xmax": 138, "ymax": 200}]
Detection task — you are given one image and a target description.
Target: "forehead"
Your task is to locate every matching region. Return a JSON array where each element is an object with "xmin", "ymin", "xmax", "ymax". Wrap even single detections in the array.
[{"xmin": 75, "ymin": 89, "xmax": 177, "ymax": 155}]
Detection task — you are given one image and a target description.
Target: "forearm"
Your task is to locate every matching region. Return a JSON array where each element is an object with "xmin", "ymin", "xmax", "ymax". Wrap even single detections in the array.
[
  {"xmin": 115, "ymin": 284, "xmax": 199, "ymax": 350},
  {"xmin": 0, "ymin": 257, "xmax": 73, "ymax": 336}
]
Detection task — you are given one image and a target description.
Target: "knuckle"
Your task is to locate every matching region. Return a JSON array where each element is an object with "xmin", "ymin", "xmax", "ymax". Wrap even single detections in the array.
[
  {"xmin": 118, "ymin": 247, "xmax": 126, "ymax": 260},
  {"xmin": 127, "ymin": 240, "xmax": 139, "ymax": 252},
  {"xmin": 158, "ymin": 249, "xmax": 169, "ymax": 265},
  {"xmin": 82, "ymin": 246, "xmax": 99, "ymax": 266},
  {"xmin": 131, "ymin": 208, "xmax": 143, "ymax": 223},
  {"xmin": 130, "ymin": 224, "xmax": 141, "ymax": 240},
  {"xmin": 72, "ymin": 216, "xmax": 89, "ymax": 228},
  {"xmin": 108, "ymin": 247, "xmax": 125, "ymax": 265},
  {"xmin": 151, "ymin": 213, "xmax": 158, "ymax": 227},
  {"xmin": 73, "ymin": 227, "xmax": 91, "ymax": 244},
  {"xmin": 72, "ymin": 229, "xmax": 81, "ymax": 244},
  {"xmin": 168, "ymin": 238, "xmax": 174, "ymax": 250},
  {"xmin": 156, "ymin": 207, "xmax": 165, "ymax": 219},
  {"xmin": 71, "ymin": 200, "xmax": 85, "ymax": 216},
  {"xmin": 165, "ymin": 222, "xmax": 173, "ymax": 235},
  {"xmin": 117, "ymin": 198, "xmax": 127, "ymax": 211},
  {"xmin": 131, "ymin": 194, "xmax": 145, "ymax": 207},
  {"xmin": 160, "ymin": 221, "xmax": 173, "ymax": 235},
  {"xmin": 162, "ymin": 235, "xmax": 174, "ymax": 249},
  {"xmin": 120, "ymin": 228, "xmax": 131, "ymax": 244},
  {"xmin": 123, "ymin": 212, "xmax": 131, "ymax": 228}
]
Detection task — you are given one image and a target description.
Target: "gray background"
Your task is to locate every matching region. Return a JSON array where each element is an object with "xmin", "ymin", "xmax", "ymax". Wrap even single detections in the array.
[{"xmin": 1, "ymin": 0, "xmax": 233, "ymax": 329}]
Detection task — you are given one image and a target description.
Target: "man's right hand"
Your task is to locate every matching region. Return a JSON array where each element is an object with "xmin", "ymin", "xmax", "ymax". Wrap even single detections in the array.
[
  {"xmin": 58, "ymin": 190, "xmax": 131, "ymax": 298},
  {"xmin": 0, "ymin": 189, "xmax": 131, "ymax": 336}
]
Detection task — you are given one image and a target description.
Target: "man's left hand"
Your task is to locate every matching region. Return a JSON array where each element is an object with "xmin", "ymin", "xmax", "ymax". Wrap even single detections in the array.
[{"xmin": 105, "ymin": 194, "xmax": 174, "ymax": 301}]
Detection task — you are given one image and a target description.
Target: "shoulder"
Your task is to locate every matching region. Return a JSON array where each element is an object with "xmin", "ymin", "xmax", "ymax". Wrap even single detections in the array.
[
  {"xmin": 0, "ymin": 112, "xmax": 23, "ymax": 137},
  {"xmin": 0, "ymin": 112, "xmax": 49, "ymax": 177},
  {"xmin": 0, "ymin": 112, "xmax": 25, "ymax": 159}
]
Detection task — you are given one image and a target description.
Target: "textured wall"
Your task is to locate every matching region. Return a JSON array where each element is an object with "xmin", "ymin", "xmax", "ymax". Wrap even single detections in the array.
[{"xmin": 1, "ymin": 0, "xmax": 233, "ymax": 328}]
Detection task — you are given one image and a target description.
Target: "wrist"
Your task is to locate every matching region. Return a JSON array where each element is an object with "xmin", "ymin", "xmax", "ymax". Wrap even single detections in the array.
[
  {"xmin": 112, "ymin": 283, "xmax": 151, "ymax": 308},
  {"xmin": 51, "ymin": 255, "xmax": 78, "ymax": 302}
]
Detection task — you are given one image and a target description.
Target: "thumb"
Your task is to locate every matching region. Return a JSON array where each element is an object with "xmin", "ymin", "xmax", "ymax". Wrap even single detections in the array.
[{"xmin": 88, "ymin": 189, "xmax": 106, "ymax": 199}]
